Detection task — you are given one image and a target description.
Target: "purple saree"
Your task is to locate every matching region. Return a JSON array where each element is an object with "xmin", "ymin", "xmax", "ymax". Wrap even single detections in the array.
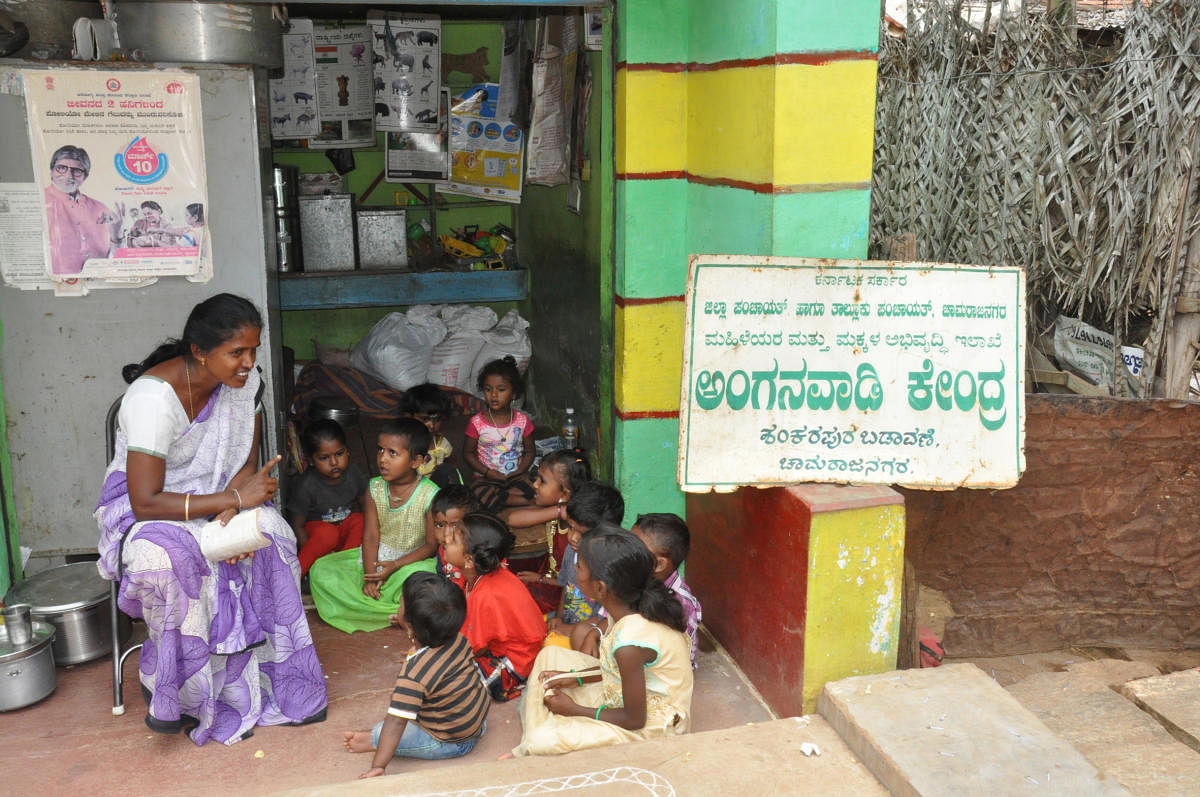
[{"xmin": 95, "ymin": 368, "xmax": 327, "ymax": 745}]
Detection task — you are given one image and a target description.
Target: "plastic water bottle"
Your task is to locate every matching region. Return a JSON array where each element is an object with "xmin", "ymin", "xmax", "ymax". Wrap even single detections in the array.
[{"xmin": 561, "ymin": 408, "xmax": 578, "ymax": 450}]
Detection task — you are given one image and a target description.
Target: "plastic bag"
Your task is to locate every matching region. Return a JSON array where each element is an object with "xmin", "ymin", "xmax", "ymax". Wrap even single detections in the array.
[
  {"xmin": 441, "ymin": 304, "xmax": 498, "ymax": 333},
  {"xmin": 350, "ymin": 311, "xmax": 447, "ymax": 392},
  {"xmin": 428, "ymin": 331, "xmax": 487, "ymax": 392},
  {"xmin": 470, "ymin": 309, "xmax": 531, "ymax": 394}
]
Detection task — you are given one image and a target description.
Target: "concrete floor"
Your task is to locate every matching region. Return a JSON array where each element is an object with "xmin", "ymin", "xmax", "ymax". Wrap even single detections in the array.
[{"xmin": 0, "ymin": 612, "xmax": 773, "ymax": 796}]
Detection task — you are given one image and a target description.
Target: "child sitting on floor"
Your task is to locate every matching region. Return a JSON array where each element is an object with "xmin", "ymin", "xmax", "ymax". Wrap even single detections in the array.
[
  {"xmin": 432, "ymin": 485, "xmax": 475, "ymax": 587},
  {"xmin": 506, "ymin": 448, "xmax": 593, "ymax": 583},
  {"xmin": 442, "ymin": 512, "xmax": 546, "ymax": 701},
  {"xmin": 547, "ymin": 481, "xmax": 625, "ymax": 640},
  {"xmin": 464, "ymin": 356, "xmax": 535, "ymax": 511},
  {"xmin": 344, "ymin": 571, "xmax": 489, "ymax": 778},
  {"xmin": 310, "ymin": 418, "xmax": 439, "ymax": 632},
  {"xmin": 288, "ymin": 419, "xmax": 367, "ymax": 577},
  {"xmin": 572, "ymin": 513, "xmax": 703, "ymax": 667},
  {"xmin": 401, "ymin": 383, "xmax": 463, "ymax": 488},
  {"xmin": 514, "ymin": 525, "xmax": 693, "ymax": 757}
]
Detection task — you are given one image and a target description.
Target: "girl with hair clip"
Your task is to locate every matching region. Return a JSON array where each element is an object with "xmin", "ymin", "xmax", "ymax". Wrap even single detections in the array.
[
  {"xmin": 442, "ymin": 512, "xmax": 546, "ymax": 701},
  {"xmin": 505, "ymin": 449, "xmax": 592, "ymax": 581},
  {"xmin": 513, "ymin": 524, "xmax": 694, "ymax": 756}
]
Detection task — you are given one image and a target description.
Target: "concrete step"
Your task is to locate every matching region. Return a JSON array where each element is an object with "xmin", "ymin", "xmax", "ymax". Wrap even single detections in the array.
[
  {"xmin": 275, "ymin": 716, "xmax": 888, "ymax": 796},
  {"xmin": 1122, "ymin": 667, "xmax": 1200, "ymax": 755},
  {"xmin": 1008, "ymin": 659, "xmax": 1200, "ymax": 796},
  {"xmin": 818, "ymin": 663, "xmax": 1129, "ymax": 797}
]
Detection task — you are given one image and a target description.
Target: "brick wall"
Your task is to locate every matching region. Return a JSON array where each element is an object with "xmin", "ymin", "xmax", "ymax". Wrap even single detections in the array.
[{"xmin": 901, "ymin": 395, "xmax": 1200, "ymax": 655}]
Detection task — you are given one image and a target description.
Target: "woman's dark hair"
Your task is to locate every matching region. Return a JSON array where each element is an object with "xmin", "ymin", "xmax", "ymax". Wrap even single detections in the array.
[
  {"xmin": 579, "ymin": 524, "xmax": 685, "ymax": 633},
  {"xmin": 431, "ymin": 484, "xmax": 476, "ymax": 516},
  {"xmin": 400, "ymin": 382, "xmax": 450, "ymax": 418},
  {"xmin": 565, "ymin": 481, "xmax": 624, "ymax": 530},
  {"xmin": 122, "ymin": 293, "xmax": 262, "ymax": 383},
  {"xmin": 461, "ymin": 512, "xmax": 514, "ymax": 575},
  {"xmin": 540, "ymin": 449, "xmax": 592, "ymax": 495},
  {"xmin": 186, "ymin": 203, "xmax": 204, "ymax": 225},
  {"xmin": 475, "ymin": 355, "xmax": 523, "ymax": 397},
  {"xmin": 379, "ymin": 417, "xmax": 432, "ymax": 458},
  {"xmin": 633, "ymin": 513, "xmax": 690, "ymax": 569},
  {"xmin": 300, "ymin": 419, "xmax": 347, "ymax": 456},
  {"xmin": 402, "ymin": 571, "xmax": 465, "ymax": 647},
  {"xmin": 140, "ymin": 200, "xmax": 162, "ymax": 212}
]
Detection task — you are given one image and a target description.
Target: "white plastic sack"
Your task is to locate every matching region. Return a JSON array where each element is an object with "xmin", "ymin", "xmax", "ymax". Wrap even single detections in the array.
[
  {"xmin": 470, "ymin": 309, "xmax": 532, "ymax": 394},
  {"xmin": 351, "ymin": 311, "xmax": 447, "ymax": 392},
  {"xmin": 440, "ymin": 304, "xmax": 498, "ymax": 333},
  {"xmin": 427, "ymin": 331, "xmax": 487, "ymax": 393}
]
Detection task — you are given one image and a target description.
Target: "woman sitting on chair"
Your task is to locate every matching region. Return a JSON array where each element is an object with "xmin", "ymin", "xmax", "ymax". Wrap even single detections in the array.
[{"xmin": 95, "ymin": 293, "xmax": 327, "ymax": 746}]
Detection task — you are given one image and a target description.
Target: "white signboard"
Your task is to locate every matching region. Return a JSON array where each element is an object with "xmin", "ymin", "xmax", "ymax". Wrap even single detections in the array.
[{"xmin": 679, "ymin": 256, "xmax": 1026, "ymax": 492}]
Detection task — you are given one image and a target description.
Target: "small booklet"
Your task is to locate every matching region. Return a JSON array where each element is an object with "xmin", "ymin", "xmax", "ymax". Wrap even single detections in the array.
[{"xmin": 199, "ymin": 507, "xmax": 271, "ymax": 562}]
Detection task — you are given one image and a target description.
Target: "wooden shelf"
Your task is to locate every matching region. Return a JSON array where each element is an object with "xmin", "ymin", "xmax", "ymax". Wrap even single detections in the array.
[{"xmin": 278, "ymin": 268, "xmax": 528, "ymax": 310}]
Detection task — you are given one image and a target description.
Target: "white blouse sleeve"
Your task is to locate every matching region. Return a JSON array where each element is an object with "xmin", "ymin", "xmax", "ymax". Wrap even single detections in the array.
[{"xmin": 119, "ymin": 376, "xmax": 188, "ymax": 459}]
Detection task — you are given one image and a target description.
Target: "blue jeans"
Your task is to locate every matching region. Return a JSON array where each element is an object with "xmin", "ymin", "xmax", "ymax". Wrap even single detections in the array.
[{"xmin": 371, "ymin": 718, "xmax": 485, "ymax": 760}]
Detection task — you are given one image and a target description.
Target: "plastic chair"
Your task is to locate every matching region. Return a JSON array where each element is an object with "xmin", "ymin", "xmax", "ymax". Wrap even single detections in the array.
[{"xmin": 105, "ymin": 391, "xmax": 273, "ymax": 714}]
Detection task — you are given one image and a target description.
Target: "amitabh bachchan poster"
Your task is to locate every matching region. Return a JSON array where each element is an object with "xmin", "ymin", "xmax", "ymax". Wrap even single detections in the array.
[{"xmin": 22, "ymin": 68, "xmax": 210, "ymax": 282}]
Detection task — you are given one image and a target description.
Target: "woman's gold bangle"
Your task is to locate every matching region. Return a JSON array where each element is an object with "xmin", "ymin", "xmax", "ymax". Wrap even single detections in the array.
[{"xmin": 184, "ymin": 493, "xmax": 191, "ymax": 521}]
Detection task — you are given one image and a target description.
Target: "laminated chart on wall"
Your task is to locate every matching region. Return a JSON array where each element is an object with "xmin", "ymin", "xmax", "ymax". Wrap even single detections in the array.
[
  {"xmin": 308, "ymin": 24, "xmax": 376, "ymax": 149},
  {"xmin": 437, "ymin": 110, "xmax": 524, "ymax": 203},
  {"xmin": 369, "ymin": 13, "xmax": 441, "ymax": 134},
  {"xmin": 387, "ymin": 88, "xmax": 450, "ymax": 182},
  {"xmin": 269, "ymin": 19, "xmax": 319, "ymax": 140},
  {"xmin": 22, "ymin": 68, "xmax": 209, "ymax": 285},
  {"xmin": 678, "ymin": 256, "xmax": 1027, "ymax": 492}
]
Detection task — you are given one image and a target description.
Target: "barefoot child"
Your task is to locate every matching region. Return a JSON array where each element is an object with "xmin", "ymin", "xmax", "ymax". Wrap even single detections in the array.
[
  {"xmin": 464, "ymin": 356, "xmax": 535, "ymax": 511},
  {"xmin": 547, "ymin": 482, "xmax": 624, "ymax": 640},
  {"xmin": 288, "ymin": 419, "xmax": 367, "ymax": 576},
  {"xmin": 514, "ymin": 525, "xmax": 693, "ymax": 756},
  {"xmin": 443, "ymin": 512, "xmax": 546, "ymax": 701},
  {"xmin": 572, "ymin": 513, "xmax": 702, "ymax": 667},
  {"xmin": 310, "ymin": 418, "xmax": 439, "ymax": 632},
  {"xmin": 344, "ymin": 572, "xmax": 489, "ymax": 778},
  {"xmin": 401, "ymin": 383, "xmax": 463, "ymax": 488}
]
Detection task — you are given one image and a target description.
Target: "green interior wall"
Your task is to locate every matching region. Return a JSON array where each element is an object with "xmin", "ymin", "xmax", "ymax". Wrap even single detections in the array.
[{"xmin": 516, "ymin": 17, "xmax": 614, "ymax": 475}]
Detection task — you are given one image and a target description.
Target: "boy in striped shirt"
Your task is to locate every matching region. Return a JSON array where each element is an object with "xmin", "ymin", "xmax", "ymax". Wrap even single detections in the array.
[{"xmin": 344, "ymin": 572, "xmax": 489, "ymax": 778}]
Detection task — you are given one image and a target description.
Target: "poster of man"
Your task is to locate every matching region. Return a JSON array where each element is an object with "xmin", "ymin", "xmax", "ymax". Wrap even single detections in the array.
[{"xmin": 22, "ymin": 68, "xmax": 210, "ymax": 282}]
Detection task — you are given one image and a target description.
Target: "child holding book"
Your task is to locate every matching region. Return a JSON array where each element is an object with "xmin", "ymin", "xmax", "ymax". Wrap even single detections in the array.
[
  {"xmin": 288, "ymin": 419, "xmax": 367, "ymax": 576},
  {"xmin": 442, "ymin": 512, "xmax": 546, "ymax": 701},
  {"xmin": 310, "ymin": 418, "xmax": 439, "ymax": 632},
  {"xmin": 514, "ymin": 525, "xmax": 693, "ymax": 756},
  {"xmin": 344, "ymin": 571, "xmax": 489, "ymax": 778}
]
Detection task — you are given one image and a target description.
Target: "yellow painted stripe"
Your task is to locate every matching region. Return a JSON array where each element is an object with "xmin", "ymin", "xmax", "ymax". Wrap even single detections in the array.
[
  {"xmin": 686, "ymin": 65, "xmax": 776, "ymax": 186},
  {"xmin": 614, "ymin": 301, "xmax": 685, "ymax": 414},
  {"xmin": 617, "ymin": 68, "xmax": 687, "ymax": 176},
  {"xmin": 618, "ymin": 60, "xmax": 878, "ymax": 187},
  {"xmin": 773, "ymin": 59, "xmax": 878, "ymax": 186},
  {"xmin": 802, "ymin": 502, "xmax": 905, "ymax": 714}
]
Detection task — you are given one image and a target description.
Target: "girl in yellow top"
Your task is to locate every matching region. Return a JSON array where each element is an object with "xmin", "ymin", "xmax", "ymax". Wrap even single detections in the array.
[
  {"xmin": 514, "ymin": 523, "xmax": 694, "ymax": 756},
  {"xmin": 310, "ymin": 418, "xmax": 439, "ymax": 632}
]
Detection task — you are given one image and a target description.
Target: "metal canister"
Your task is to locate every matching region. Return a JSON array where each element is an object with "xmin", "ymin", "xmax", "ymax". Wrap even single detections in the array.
[
  {"xmin": 5, "ymin": 562, "xmax": 131, "ymax": 666},
  {"xmin": 0, "ymin": 620, "xmax": 56, "ymax": 711},
  {"xmin": 272, "ymin": 165, "xmax": 302, "ymax": 272}
]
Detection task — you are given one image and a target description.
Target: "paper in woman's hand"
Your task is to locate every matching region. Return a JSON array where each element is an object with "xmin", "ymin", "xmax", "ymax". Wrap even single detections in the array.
[{"xmin": 199, "ymin": 507, "xmax": 271, "ymax": 562}]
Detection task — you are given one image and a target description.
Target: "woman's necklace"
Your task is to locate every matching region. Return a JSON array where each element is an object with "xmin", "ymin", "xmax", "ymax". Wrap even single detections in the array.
[{"xmin": 183, "ymin": 359, "xmax": 195, "ymax": 419}]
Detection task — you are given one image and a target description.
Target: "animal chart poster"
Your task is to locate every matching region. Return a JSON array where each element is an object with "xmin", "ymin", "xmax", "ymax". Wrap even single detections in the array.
[
  {"xmin": 22, "ymin": 68, "xmax": 210, "ymax": 282},
  {"xmin": 369, "ymin": 13, "xmax": 441, "ymax": 133},
  {"xmin": 386, "ymin": 88, "xmax": 450, "ymax": 182},
  {"xmin": 269, "ymin": 18, "xmax": 319, "ymax": 140},
  {"xmin": 679, "ymin": 256, "xmax": 1026, "ymax": 492}
]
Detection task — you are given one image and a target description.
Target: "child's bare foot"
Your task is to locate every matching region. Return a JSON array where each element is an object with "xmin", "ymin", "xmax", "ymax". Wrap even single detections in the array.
[{"xmin": 343, "ymin": 730, "xmax": 375, "ymax": 753}]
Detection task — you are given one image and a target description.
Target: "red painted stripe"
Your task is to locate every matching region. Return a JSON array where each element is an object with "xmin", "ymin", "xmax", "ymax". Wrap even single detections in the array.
[
  {"xmin": 619, "ymin": 170, "xmax": 688, "ymax": 181},
  {"xmin": 617, "ymin": 50, "xmax": 877, "ymax": 73},
  {"xmin": 616, "ymin": 409, "xmax": 680, "ymax": 421},
  {"xmin": 687, "ymin": 173, "xmax": 775, "ymax": 194},
  {"xmin": 617, "ymin": 170, "xmax": 869, "ymax": 196},
  {"xmin": 615, "ymin": 294, "xmax": 685, "ymax": 308}
]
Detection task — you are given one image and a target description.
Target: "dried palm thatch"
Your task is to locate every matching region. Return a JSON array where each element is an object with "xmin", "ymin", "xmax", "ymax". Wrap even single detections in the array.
[{"xmin": 871, "ymin": 0, "xmax": 1200, "ymax": 397}]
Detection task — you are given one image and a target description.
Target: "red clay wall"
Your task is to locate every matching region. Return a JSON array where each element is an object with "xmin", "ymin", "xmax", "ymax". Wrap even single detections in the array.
[{"xmin": 902, "ymin": 395, "xmax": 1200, "ymax": 656}]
